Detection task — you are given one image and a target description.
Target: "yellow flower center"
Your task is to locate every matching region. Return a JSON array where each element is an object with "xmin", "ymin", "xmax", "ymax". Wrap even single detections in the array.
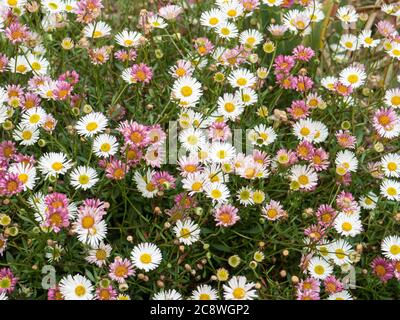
[
  {"xmin": 82, "ymin": 216, "xmax": 95, "ymax": 229},
  {"xmin": 180, "ymin": 86, "xmax": 193, "ymax": 97},
  {"xmin": 211, "ymin": 189, "xmax": 222, "ymax": 199},
  {"xmin": 18, "ymin": 173, "xmax": 28, "ymax": 183},
  {"xmin": 387, "ymin": 187, "xmax": 397, "ymax": 196},
  {"xmin": 22, "ymin": 131, "xmax": 32, "ymax": 140},
  {"xmin": 390, "ymin": 244, "xmax": 400, "ymax": 255},
  {"xmin": 224, "ymin": 102, "xmax": 235, "ymax": 113},
  {"xmin": 391, "ymin": 96, "xmax": 400, "ymax": 106},
  {"xmin": 51, "ymin": 162, "xmax": 63, "ymax": 171},
  {"xmin": 314, "ymin": 265, "xmax": 325, "ymax": 275},
  {"xmin": 86, "ymin": 122, "xmax": 98, "ymax": 132},
  {"xmin": 75, "ymin": 285, "xmax": 86, "ymax": 297},
  {"xmin": 347, "ymin": 74, "xmax": 359, "ymax": 84},
  {"xmin": 209, "ymin": 17, "xmax": 219, "ymax": 25},
  {"xmin": 236, "ymin": 78, "xmax": 247, "ymax": 86},
  {"xmin": 140, "ymin": 253, "xmax": 152, "ymax": 264},
  {"xmin": 342, "ymin": 222, "xmax": 352, "ymax": 232},
  {"xmin": 232, "ymin": 287, "xmax": 245, "ymax": 299},
  {"xmin": 298, "ymin": 175, "xmax": 309, "ymax": 185},
  {"xmin": 100, "ymin": 143, "xmax": 111, "ymax": 152},
  {"xmin": 180, "ymin": 227, "xmax": 191, "ymax": 238},
  {"xmin": 95, "ymin": 249, "xmax": 107, "ymax": 260},
  {"xmin": 78, "ymin": 174, "xmax": 89, "ymax": 185}
]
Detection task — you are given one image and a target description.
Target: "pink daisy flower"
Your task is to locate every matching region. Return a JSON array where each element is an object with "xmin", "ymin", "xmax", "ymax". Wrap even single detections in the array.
[
  {"xmin": 324, "ymin": 276, "xmax": 344, "ymax": 294},
  {"xmin": 96, "ymin": 285, "xmax": 117, "ymax": 300},
  {"xmin": 75, "ymin": 0, "xmax": 103, "ymax": 24},
  {"xmin": 5, "ymin": 22, "xmax": 31, "ymax": 44},
  {"xmin": 292, "ymin": 45, "xmax": 315, "ymax": 62},
  {"xmin": 296, "ymin": 140, "xmax": 315, "ymax": 160},
  {"xmin": 194, "ymin": 37, "xmax": 214, "ymax": 56},
  {"xmin": 0, "ymin": 173, "xmax": 23, "ymax": 197},
  {"xmin": 291, "ymin": 76, "xmax": 313, "ymax": 92},
  {"xmin": 315, "ymin": 204, "xmax": 337, "ymax": 226},
  {"xmin": 118, "ymin": 120, "xmax": 150, "ymax": 147},
  {"xmin": 130, "ymin": 63, "xmax": 153, "ymax": 84},
  {"xmin": 262, "ymin": 200, "xmax": 286, "ymax": 221},
  {"xmin": 108, "ymin": 258, "xmax": 135, "ymax": 283},
  {"xmin": 371, "ymin": 257, "xmax": 394, "ymax": 282},
  {"xmin": 0, "ymin": 268, "xmax": 18, "ymax": 294},
  {"xmin": 0, "ymin": 54, "xmax": 9, "ymax": 73},
  {"xmin": 151, "ymin": 171, "xmax": 176, "ymax": 190},
  {"xmin": 296, "ymin": 277, "xmax": 320, "ymax": 292},
  {"xmin": 105, "ymin": 158, "xmax": 128, "ymax": 180},
  {"xmin": 274, "ymin": 55, "xmax": 295, "ymax": 74},
  {"xmin": 214, "ymin": 204, "xmax": 240, "ymax": 227},
  {"xmin": 287, "ymin": 100, "xmax": 310, "ymax": 120},
  {"xmin": 208, "ymin": 121, "xmax": 232, "ymax": 142},
  {"xmin": 309, "ymin": 148, "xmax": 330, "ymax": 172},
  {"xmin": 335, "ymin": 130, "xmax": 356, "ymax": 149}
]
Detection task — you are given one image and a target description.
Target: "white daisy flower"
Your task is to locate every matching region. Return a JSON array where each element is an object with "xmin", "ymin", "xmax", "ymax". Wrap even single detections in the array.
[
  {"xmin": 74, "ymin": 216, "xmax": 107, "ymax": 247},
  {"xmin": 220, "ymin": 0, "xmax": 244, "ymax": 20},
  {"xmin": 131, "ymin": 242, "xmax": 162, "ymax": 272},
  {"xmin": 236, "ymin": 186, "xmax": 254, "ymax": 206},
  {"xmin": 59, "ymin": 274, "xmax": 94, "ymax": 300},
  {"xmin": 217, "ymin": 93, "xmax": 244, "ymax": 120},
  {"xmin": 339, "ymin": 65, "xmax": 367, "ymax": 88},
  {"xmin": 70, "ymin": 166, "xmax": 98, "ymax": 190},
  {"xmin": 75, "ymin": 112, "xmax": 108, "ymax": 138},
  {"xmin": 38, "ymin": 152, "xmax": 73, "ymax": 178},
  {"xmin": 307, "ymin": 256, "xmax": 333, "ymax": 280},
  {"xmin": 327, "ymin": 290, "xmax": 353, "ymax": 300},
  {"xmin": 381, "ymin": 153, "xmax": 400, "ymax": 178},
  {"xmin": 340, "ymin": 34, "xmax": 359, "ymax": 51},
  {"xmin": 41, "ymin": 0, "xmax": 65, "ymax": 13},
  {"xmin": 171, "ymin": 76, "xmax": 203, "ymax": 107},
  {"xmin": 381, "ymin": 235, "xmax": 400, "ymax": 260},
  {"xmin": 209, "ymin": 142, "xmax": 236, "ymax": 163},
  {"xmin": 216, "ymin": 22, "xmax": 239, "ymax": 39},
  {"xmin": 289, "ymin": 164, "xmax": 318, "ymax": 191},
  {"xmin": 173, "ymin": 219, "xmax": 200, "ymax": 246},
  {"xmin": 334, "ymin": 212, "xmax": 363, "ymax": 237},
  {"xmin": 321, "ymin": 76, "xmax": 338, "ymax": 91},
  {"xmin": 336, "ymin": 5, "xmax": 359, "ymax": 24},
  {"xmin": 384, "ymin": 88, "xmax": 400, "ymax": 108},
  {"xmin": 358, "ymin": 30, "xmax": 380, "ymax": 48},
  {"xmin": 21, "ymin": 106, "xmax": 46, "ymax": 128},
  {"xmin": 200, "ymin": 9, "xmax": 226, "ymax": 28},
  {"xmin": 328, "ymin": 239, "xmax": 352, "ymax": 266},
  {"xmin": 83, "ymin": 21, "xmax": 112, "ymax": 38},
  {"xmin": 380, "ymin": 179, "xmax": 400, "ymax": 201},
  {"xmin": 248, "ymin": 124, "xmax": 277, "ymax": 146},
  {"xmin": 13, "ymin": 125, "xmax": 39, "ymax": 146},
  {"xmin": 133, "ymin": 169, "xmax": 158, "ymax": 198},
  {"xmin": 335, "ymin": 150, "xmax": 358, "ymax": 176},
  {"xmin": 9, "ymin": 162, "xmax": 37, "ymax": 191},
  {"xmin": 191, "ymin": 284, "xmax": 218, "ymax": 300},
  {"xmin": 359, "ymin": 192, "xmax": 378, "ymax": 210},
  {"xmin": 148, "ymin": 15, "xmax": 167, "ymax": 29},
  {"xmin": 236, "ymin": 88, "xmax": 257, "ymax": 106},
  {"xmin": 262, "ymin": 0, "xmax": 283, "ymax": 7},
  {"xmin": 223, "ymin": 276, "xmax": 257, "ymax": 300},
  {"xmin": 153, "ymin": 289, "xmax": 182, "ymax": 300},
  {"xmin": 8, "ymin": 55, "xmax": 30, "ymax": 74},
  {"xmin": 228, "ymin": 68, "xmax": 256, "ymax": 89},
  {"xmin": 115, "ymin": 30, "xmax": 143, "ymax": 47},
  {"xmin": 204, "ymin": 182, "xmax": 230, "ymax": 203},
  {"xmin": 179, "ymin": 127, "xmax": 206, "ymax": 152},
  {"xmin": 24, "ymin": 53, "xmax": 49, "ymax": 75},
  {"xmin": 92, "ymin": 133, "xmax": 118, "ymax": 158}
]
